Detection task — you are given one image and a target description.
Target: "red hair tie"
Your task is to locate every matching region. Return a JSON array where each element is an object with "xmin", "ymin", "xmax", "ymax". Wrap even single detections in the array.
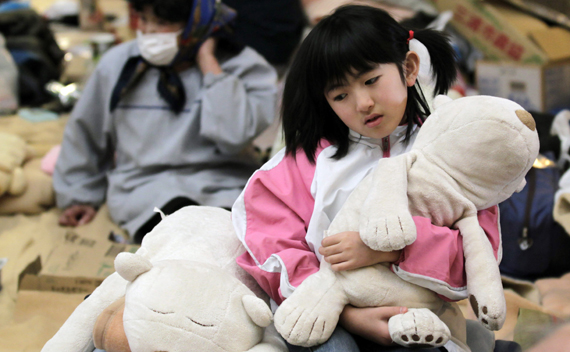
[{"xmin": 406, "ymin": 30, "xmax": 414, "ymax": 45}]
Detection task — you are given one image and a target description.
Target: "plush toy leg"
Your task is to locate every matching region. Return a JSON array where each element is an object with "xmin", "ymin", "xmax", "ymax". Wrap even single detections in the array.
[
  {"xmin": 388, "ymin": 308, "xmax": 450, "ymax": 348},
  {"xmin": 456, "ymin": 217, "xmax": 506, "ymax": 331},
  {"xmin": 357, "ymin": 156, "xmax": 417, "ymax": 251},
  {"xmin": 338, "ymin": 266, "xmax": 470, "ymax": 351},
  {"xmin": 246, "ymin": 323, "xmax": 288, "ymax": 352},
  {"xmin": 274, "ymin": 262, "xmax": 348, "ymax": 347},
  {"xmin": 338, "ymin": 264, "xmax": 443, "ymax": 309}
]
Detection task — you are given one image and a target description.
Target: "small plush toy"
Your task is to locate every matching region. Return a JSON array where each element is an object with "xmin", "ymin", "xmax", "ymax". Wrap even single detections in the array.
[
  {"xmin": 274, "ymin": 95, "xmax": 540, "ymax": 350},
  {"xmin": 0, "ymin": 131, "xmax": 34, "ymax": 197},
  {"xmin": 42, "ymin": 206, "xmax": 288, "ymax": 352}
]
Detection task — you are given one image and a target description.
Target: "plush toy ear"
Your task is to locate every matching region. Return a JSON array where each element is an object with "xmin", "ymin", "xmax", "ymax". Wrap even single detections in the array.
[
  {"xmin": 515, "ymin": 178, "xmax": 527, "ymax": 193},
  {"xmin": 114, "ymin": 252, "xmax": 153, "ymax": 282},
  {"xmin": 433, "ymin": 95, "xmax": 453, "ymax": 110},
  {"xmin": 242, "ymin": 295, "xmax": 273, "ymax": 328}
]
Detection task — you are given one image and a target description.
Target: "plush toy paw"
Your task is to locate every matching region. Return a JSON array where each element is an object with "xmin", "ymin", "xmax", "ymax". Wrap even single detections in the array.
[
  {"xmin": 464, "ymin": 248, "xmax": 507, "ymax": 331},
  {"xmin": 388, "ymin": 308, "xmax": 450, "ymax": 348},
  {"xmin": 274, "ymin": 269, "xmax": 347, "ymax": 347},
  {"xmin": 359, "ymin": 213, "xmax": 416, "ymax": 252},
  {"xmin": 469, "ymin": 294, "xmax": 506, "ymax": 331}
]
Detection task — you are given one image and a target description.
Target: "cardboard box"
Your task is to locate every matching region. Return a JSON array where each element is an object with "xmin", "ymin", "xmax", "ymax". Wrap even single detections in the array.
[
  {"xmin": 476, "ymin": 59, "xmax": 570, "ymax": 112},
  {"xmin": 19, "ymin": 230, "xmax": 139, "ymax": 294},
  {"xmin": 429, "ymin": 0, "xmax": 570, "ymax": 112},
  {"xmin": 430, "ymin": 0, "xmax": 570, "ymax": 64}
]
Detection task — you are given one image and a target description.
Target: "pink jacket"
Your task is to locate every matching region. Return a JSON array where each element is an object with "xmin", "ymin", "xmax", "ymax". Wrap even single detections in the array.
[{"xmin": 232, "ymin": 127, "xmax": 501, "ymax": 305}]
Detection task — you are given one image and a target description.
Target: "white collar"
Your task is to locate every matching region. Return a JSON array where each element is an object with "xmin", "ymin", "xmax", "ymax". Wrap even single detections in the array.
[{"xmin": 348, "ymin": 124, "xmax": 415, "ymax": 147}]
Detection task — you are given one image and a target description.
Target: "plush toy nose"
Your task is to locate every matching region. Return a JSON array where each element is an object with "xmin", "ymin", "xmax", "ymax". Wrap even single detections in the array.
[{"xmin": 516, "ymin": 109, "xmax": 536, "ymax": 131}]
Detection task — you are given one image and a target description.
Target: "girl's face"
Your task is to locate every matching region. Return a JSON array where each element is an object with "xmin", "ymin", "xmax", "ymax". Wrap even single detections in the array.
[
  {"xmin": 325, "ymin": 53, "xmax": 419, "ymax": 139},
  {"xmin": 138, "ymin": 6, "xmax": 185, "ymax": 34}
]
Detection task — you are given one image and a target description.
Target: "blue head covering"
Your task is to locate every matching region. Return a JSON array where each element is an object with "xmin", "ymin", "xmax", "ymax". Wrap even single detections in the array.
[{"xmin": 173, "ymin": 0, "xmax": 237, "ymax": 65}]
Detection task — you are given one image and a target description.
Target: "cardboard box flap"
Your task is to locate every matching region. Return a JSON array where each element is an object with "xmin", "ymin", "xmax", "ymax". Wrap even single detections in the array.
[
  {"xmin": 499, "ymin": 0, "xmax": 570, "ymax": 32},
  {"xmin": 431, "ymin": 0, "xmax": 549, "ymax": 64},
  {"xmin": 491, "ymin": 1, "xmax": 549, "ymax": 35},
  {"xmin": 529, "ymin": 27, "xmax": 570, "ymax": 62},
  {"xmin": 18, "ymin": 255, "xmax": 42, "ymax": 290}
]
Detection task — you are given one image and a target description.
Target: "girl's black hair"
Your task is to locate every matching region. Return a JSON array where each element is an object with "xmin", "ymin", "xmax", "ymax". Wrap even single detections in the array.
[{"xmin": 282, "ymin": 4, "xmax": 457, "ymax": 163}]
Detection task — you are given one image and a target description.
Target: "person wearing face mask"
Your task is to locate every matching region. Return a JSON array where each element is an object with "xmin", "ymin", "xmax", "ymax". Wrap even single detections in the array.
[{"xmin": 53, "ymin": 0, "xmax": 278, "ymax": 243}]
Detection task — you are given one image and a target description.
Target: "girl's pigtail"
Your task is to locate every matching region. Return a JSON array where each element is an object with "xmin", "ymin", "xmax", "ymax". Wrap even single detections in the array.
[{"xmin": 412, "ymin": 28, "xmax": 457, "ymax": 96}]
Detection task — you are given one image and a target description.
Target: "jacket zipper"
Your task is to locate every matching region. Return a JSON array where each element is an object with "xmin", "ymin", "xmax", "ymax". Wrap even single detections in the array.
[{"xmin": 382, "ymin": 136, "xmax": 390, "ymax": 158}]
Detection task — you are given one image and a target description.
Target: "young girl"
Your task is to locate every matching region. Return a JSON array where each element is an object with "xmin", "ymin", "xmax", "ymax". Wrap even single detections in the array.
[
  {"xmin": 232, "ymin": 4, "xmax": 507, "ymax": 352},
  {"xmin": 53, "ymin": 0, "xmax": 277, "ymax": 243}
]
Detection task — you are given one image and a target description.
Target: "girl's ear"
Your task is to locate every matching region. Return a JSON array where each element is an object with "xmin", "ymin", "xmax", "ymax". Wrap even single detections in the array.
[{"xmin": 404, "ymin": 51, "xmax": 420, "ymax": 87}]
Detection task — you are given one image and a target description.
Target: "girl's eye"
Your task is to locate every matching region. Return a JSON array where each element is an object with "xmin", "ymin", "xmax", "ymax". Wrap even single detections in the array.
[
  {"xmin": 333, "ymin": 93, "xmax": 347, "ymax": 102},
  {"xmin": 365, "ymin": 76, "xmax": 380, "ymax": 85}
]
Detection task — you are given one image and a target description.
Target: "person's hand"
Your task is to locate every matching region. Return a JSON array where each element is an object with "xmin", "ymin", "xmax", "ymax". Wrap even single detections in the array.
[
  {"xmin": 197, "ymin": 37, "xmax": 222, "ymax": 75},
  {"xmin": 319, "ymin": 231, "xmax": 401, "ymax": 271},
  {"xmin": 340, "ymin": 305, "xmax": 408, "ymax": 345},
  {"xmin": 59, "ymin": 204, "xmax": 97, "ymax": 227}
]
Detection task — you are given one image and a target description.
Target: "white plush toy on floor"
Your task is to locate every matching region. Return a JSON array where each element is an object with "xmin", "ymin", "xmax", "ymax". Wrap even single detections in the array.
[
  {"xmin": 274, "ymin": 95, "xmax": 540, "ymax": 350},
  {"xmin": 42, "ymin": 206, "xmax": 287, "ymax": 352}
]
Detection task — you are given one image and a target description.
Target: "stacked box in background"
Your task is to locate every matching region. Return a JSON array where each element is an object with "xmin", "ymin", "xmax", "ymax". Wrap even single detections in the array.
[
  {"xmin": 19, "ymin": 231, "xmax": 139, "ymax": 294},
  {"xmin": 431, "ymin": 0, "xmax": 570, "ymax": 113}
]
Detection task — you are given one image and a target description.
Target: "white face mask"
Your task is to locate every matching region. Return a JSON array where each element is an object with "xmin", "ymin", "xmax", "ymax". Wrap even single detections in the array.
[{"xmin": 136, "ymin": 30, "xmax": 182, "ymax": 66}]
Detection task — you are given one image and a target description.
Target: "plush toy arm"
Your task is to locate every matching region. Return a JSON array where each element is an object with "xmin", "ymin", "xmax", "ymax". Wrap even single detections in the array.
[
  {"xmin": 41, "ymin": 272, "xmax": 128, "ymax": 352},
  {"xmin": 274, "ymin": 260, "xmax": 348, "ymax": 347},
  {"xmin": 359, "ymin": 154, "xmax": 417, "ymax": 251},
  {"xmin": 246, "ymin": 323, "xmax": 288, "ymax": 352},
  {"xmin": 455, "ymin": 216, "xmax": 506, "ymax": 331}
]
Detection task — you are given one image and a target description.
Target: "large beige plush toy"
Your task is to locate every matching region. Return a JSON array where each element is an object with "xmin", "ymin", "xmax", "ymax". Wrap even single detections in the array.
[
  {"xmin": 274, "ymin": 95, "xmax": 540, "ymax": 350},
  {"xmin": 42, "ymin": 206, "xmax": 287, "ymax": 352}
]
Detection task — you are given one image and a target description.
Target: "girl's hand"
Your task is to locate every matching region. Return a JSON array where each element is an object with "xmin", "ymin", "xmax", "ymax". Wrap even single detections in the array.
[
  {"xmin": 319, "ymin": 231, "xmax": 401, "ymax": 271},
  {"xmin": 340, "ymin": 305, "xmax": 408, "ymax": 345},
  {"xmin": 59, "ymin": 204, "xmax": 97, "ymax": 227},
  {"xmin": 197, "ymin": 37, "xmax": 222, "ymax": 75}
]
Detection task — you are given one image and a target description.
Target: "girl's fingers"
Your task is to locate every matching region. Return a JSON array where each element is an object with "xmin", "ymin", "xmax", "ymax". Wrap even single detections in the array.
[
  {"xmin": 321, "ymin": 235, "xmax": 342, "ymax": 247},
  {"xmin": 331, "ymin": 262, "xmax": 351, "ymax": 271},
  {"xmin": 377, "ymin": 306, "xmax": 408, "ymax": 319},
  {"xmin": 323, "ymin": 252, "xmax": 346, "ymax": 265},
  {"xmin": 319, "ymin": 242, "xmax": 342, "ymax": 256}
]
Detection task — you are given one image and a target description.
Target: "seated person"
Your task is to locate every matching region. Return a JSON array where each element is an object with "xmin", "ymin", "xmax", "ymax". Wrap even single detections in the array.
[{"xmin": 53, "ymin": 0, "xmax": 278, "ymax": 243}]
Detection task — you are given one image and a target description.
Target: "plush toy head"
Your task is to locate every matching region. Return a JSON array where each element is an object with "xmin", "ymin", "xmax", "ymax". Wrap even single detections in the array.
[
  {"xmin": 412, "ymin": 95, "xmax": 539, "ymax": 210},
  {"xmin": 44, "ymin": 206, "xmax": 285, "ymax": 352},
  {"xmin": 99, "ymin": 251, "xmax": 273, "ymax": 352}
]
